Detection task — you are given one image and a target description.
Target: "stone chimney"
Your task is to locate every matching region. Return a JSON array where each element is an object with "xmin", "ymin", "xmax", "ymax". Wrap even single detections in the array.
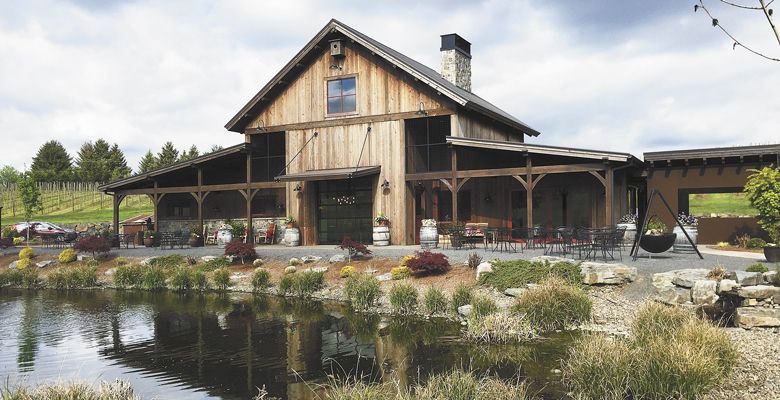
[{"xmin": 440, "ymin": 33, "xmax": 472, "ymax": 92}]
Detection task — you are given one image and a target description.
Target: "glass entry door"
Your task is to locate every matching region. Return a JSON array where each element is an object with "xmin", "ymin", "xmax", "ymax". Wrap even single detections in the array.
[{"xmin": 317, "ymin": 177, "xmax": 373, "ymax": 245}]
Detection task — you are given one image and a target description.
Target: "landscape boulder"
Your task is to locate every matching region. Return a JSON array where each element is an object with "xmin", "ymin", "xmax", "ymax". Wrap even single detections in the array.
[
  {"xmin": 35, "ymin": 260, "xmax": 54, "ymax": 269},
  {"xmin": 475, "ymin": 262, "xmax": 493, "ymax": 281},
  {"xmin": 657, "ymin": 286, "xmax": 692, "ymax": 304},
  {"xmin": 580, "ymin": 262, "xmax": 637, "ymax": 285},
  {"xmin": 140, "ymin": 257, "xmax": 156, "ymax": 266},
  {"xmin": 670, "ymin": 269, "xmax": 710, "ymax": 288},
  {"xmin": 736, "ymin": 285, "xmax": 780, "ymax": 300},
  {"xmin": 301, "ymin": 256, "xmax": 322, "ymax": 263},
  {"xmin": 329, "ymin": 254, "xmax": 346, "ymax": 263},
  {"xmin": 734, "ymin": 271, "xmax": 763, "ymax": 286},
  {"xmin": 457, "ymin": 304, "xmax": 473, "ymax": 318},
  {"xmin": 201, "ymin": 256, "xmax": 217, "ymax": 262},
  {"xmin": 304, "ymin": 266, "xmax": 328, "ymax": 273},
  {"xmin": 763, "ymin": 271, "xmax": 778, "ymax": 284},
  {"xmin": 717, "ymin": 279, "xmax": 739, "ymax": 293},
  {"xmin": 691, "ymin": 280, "xmax": 718, "ymax": 305},
  {"xmin": 504, "ymin": 288, "xmax": 525, "ymax": 297},
  {"xmin": 376, "ymin": 272, "xmax": 392, "ymax": 282},
  {"xmin": 735, "ymin": 308, "xmax": 780, "ymax": 328},
  {"xmin": 8, "ymin": 260, "xmax": 18, "ymax": 270}
]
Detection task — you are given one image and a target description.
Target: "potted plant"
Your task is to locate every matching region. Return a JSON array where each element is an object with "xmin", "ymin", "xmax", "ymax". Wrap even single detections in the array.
[
  {"xmin": 617, "ymin": 213, "xmax": 638, "ymax": 246},
  {"xmin": 673, "ymin": 212, "xmax": 698, "ymax": 253},
  {"xmin": 639, "ymin": 216, "xmax": 677, "ymax": 253},
  {"xmin": 283, "ymin": 216, "xmax": 300, "ymax": 246},
  {"xmin": 143, "ymin": 230, "xmax": 156, "ymax": 247},
  {"xmin": 284, "ymin": 215, "xmax": 296, "ymax": 228},
  {"xmin": 216, "ymin": 223, "xmax": 233, "ymax": 248},
  {"xmin": 373, "ymin": 213, "xmax": 390, "ymax": 246},
  {"xmin": 188, "ymin": 228, "xmax": 202, "ymax": 247},
  {"xmin": 744, "ymin": 166, "xmax": 780, "ymax": 262},
  {"xmin": 419, "ymin": 219, "xmax": 438, "ymax": 249}
]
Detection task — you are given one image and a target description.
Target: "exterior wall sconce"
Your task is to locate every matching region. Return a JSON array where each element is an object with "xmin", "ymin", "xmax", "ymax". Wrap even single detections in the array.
[
  {"xmin": 416, "ymin": 102, "xmax": 428, "ymax": 116},
  {"xmin": 381, "ymin": 179, "xmax": 391, "ymax": 190},
  {"xmin": 293, "ymin": 184, "xmax": 302, "ymax": 192},
  {"xmin": 484, "ymin": 194, "xmax": 492, "ymax": 203}
]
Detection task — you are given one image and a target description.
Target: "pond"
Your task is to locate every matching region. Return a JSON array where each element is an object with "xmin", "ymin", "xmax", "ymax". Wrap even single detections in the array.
[{"xmin": 0, "ymin": 289, "xmax": 574, "ymax": 399}]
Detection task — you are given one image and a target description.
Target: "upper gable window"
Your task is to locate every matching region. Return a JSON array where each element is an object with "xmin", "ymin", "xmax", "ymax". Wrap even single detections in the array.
[{"xmin": 326, "ymin": 77, "xmax": 357, "ymax": 115}]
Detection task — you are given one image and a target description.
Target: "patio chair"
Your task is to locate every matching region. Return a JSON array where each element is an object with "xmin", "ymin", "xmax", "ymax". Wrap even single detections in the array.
[
  {"xmin": 255, "ymin": 223, "xmax": 276, "ymax": 244},
  {"xmin": 204, "ymin": 227, "xmax": 217, "ymax": 245}
]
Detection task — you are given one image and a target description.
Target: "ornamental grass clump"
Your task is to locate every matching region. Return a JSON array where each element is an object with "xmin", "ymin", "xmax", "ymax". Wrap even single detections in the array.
[
  {"xmin": 1, "ymin": 269, "xmax": 24, "ymax": 287},
  {"xmin": 278, "ymin": 271, "xmax": 324, "ymax": 297},
  {"xmin": 142, "ymin": 266, "xmax": 167, "ymax": 290},
  {"xmin": 251, "ymin": 268, "xmax": 271, "ymax": 292},
  {"xmin": 512, "ymin": 276, "xmax": 591, "ymax": 332},
  {"xmin": 193, "ymin": 270, "xmax": 209, "ymax": 291},
  {"xmin": 344, "ymin": 274, "xmax": 381, "ymax": 311},
  {"xmin": 451, "ymin": 283, "xmax": 473, "ymax": 312},
  {"xmin": 114, "ymin": 264, "xmax": 144, "ymax": 289},
  {"xmin": 465, "ymin": 313, "xmax": 536, "ymax": 344},
  {"xmin": 563, "ymin": 302, "xmax": 738, "ymax": 400},
  {"xmin": 148, "ymin": 254, "xmax": 186, "ymax": 269},
  {"xmin": 212, "ymin": 267, "xmax": 232, "ymax": 291},
  {"xmin": 389, "ymin": 283, "xmax": 418, "ymax": 315},
  {"xmin": 198, "ymin": 256, "xmax": 230, "ymax": 272},
  {"xmin": 422, "ymin": 287, "xmax": 448, "ymax": 316},
  {"xmin": 170, "ymin": 267, "xmax": 194, "ymax": 291},
  {"xmin": 64, "ymin": 265, "xmax": 98, "ymax": 288},
  {"xmin": 470, "ymin": 295, "xmax": 499, "ymax": 318},
  {"xmin": 21, "ymin": 268, "xmax": 40, "ymax": 288},
  {"xmin": 0, "ymin": 380, "xmax": 140, "ymax": 400}
]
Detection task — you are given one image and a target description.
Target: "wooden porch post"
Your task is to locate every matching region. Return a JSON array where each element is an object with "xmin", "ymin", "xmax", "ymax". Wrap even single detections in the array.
[
  {"xmin": 246, "ymin": 152, "xmax": 253, "ymax": 244},
  {"xmin": 112, "ymin": 194, "xmax": 122, "ymax": 236},
  {"xmin": 526, "ymin": 157, "xmax": 533, "ymax": 228},
  {"xmin": 605, "ymin": 166, "xmax": 614, "ymax": 226},
  {"xmin": 153, "ymin": 181, "xmax": 159, "ymax": 232},
  {"xmin": 450, "ymin": 145, "xmax": 458, "ymax": 223},
  {"xmin": 197, "ymin": 167, "xmax": 204, "ymax": 237}
]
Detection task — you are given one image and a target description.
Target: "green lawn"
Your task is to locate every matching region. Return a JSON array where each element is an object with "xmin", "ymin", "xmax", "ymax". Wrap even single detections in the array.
[
  {"xmin": 2, "ymin": 203, "xmax": 153, "ymax": 226},
  {"xmin": 689, "ymin": 193, "xmax": 756, "ymax": 217}
]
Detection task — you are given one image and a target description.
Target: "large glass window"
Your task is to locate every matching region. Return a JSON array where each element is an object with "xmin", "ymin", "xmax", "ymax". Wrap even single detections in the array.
[
  {"xmin": 326, "ymin": 77, "xmax": 357, "ymax": 114},
  {"xmin": 405, "ymin": 116, "xmax": 451, "ymax": 173},
  {"xmin": 251, "ymin": 132, "xmax": 286, "ymax": 182},
  {"xmin": 251, "ymin": 188, "xmax": 286, "ymax": 217}
]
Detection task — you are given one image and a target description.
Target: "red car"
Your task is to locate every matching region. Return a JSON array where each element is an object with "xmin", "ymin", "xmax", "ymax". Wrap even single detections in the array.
[{"xmin": 13, "ymin": 221, "xmax": 77, "ymax": 242}]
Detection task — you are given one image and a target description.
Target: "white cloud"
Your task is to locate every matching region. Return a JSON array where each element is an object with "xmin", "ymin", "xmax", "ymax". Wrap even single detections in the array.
[{"xmin": 0, "ymin": 0, "xmax": 778, "ymax": 173}]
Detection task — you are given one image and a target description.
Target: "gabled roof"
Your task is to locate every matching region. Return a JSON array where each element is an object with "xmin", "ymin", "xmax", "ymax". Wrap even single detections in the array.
[
  {"xmin": 225, "ymin": 19, "xmax": 540, "ymax": 137},
  {"xmin": 99, "ymin": 143, "xmax": 247, "ymax": 192}
]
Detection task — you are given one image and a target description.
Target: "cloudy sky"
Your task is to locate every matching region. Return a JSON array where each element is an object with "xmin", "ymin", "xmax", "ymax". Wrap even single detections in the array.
[{"xmin": 1, "ymin": 0, "xmax": 779, "ymax": 172}]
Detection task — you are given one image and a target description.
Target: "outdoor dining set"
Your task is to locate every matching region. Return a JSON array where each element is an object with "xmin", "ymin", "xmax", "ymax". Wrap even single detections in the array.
[{"xmin": 437, "ymin": 223, "xmax": 628, "ymax": 261}]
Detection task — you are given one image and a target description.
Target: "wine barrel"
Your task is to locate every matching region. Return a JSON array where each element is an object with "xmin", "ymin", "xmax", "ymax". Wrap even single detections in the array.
[
  {"xmin": 373, "ymin": 226, "xmax": 390, "ymax": 246},
  {"xmin": 217, "ymin": 229, "xmax": 233, "ymax": 248},
  {"xmin": 284, "ymin": 227, "xmax": 300, "ymax": 247},
  {"xmin": 419, "ymin": 226, "xmax": 438, "ymax": 249},
  {"xmin": 672, "ymin": 226, "xmax": 698, "ymax": 253}
]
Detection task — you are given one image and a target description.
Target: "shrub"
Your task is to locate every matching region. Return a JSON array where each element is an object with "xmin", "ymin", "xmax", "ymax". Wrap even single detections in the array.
[
  {"xmin": 467, "ymin": 252, "xmax": 482, "ymax": 269},
  {"xmin": 142, "ymin": 266, "xmax": 167, "ymax": 290},
  {"xmin": 1, "ymin": 269, "xmax": 24, "ymax": 286},
  {"xmin": 0, "ymin": 237, "xmax": 12, "ymax": 248},
  {"xmin": 338, "ymin": 237, "xmax": 372, "ymax": 259},
  {"xmin": 389, "ymin": 283, "xmax": 418, "ymax": 315},
  {"xmin": 513, "ymin": 276, "xmax": 591, "ymax": 331},
  {"xmin": 252, "ymin": 258, "xmax": 264, "ymax": 267},
  {"xmin": 67, "ymin": 265, "xmax": 98, "ymax": 288},
  {"xmin": 706, "ymin": 265, "xmax": 728, "ymax": 280},
  {"xmin": 13, "ymin": 237, "xmax": 24, "ymax": 246},
  {"xmin": 114, "ymin": 264, "xmax": 144, "ymax": 289},
  {"xmin": 284, "ymin": 266, "xmax": 297, "ymax": 274},
  {"xmin": 405, "ymin": 250, "xmax": 450, "ymax": 276},
  {"xmin": 170, "ymin": 267, "xmax": 194, "ymax": 291},
  {"xmin": 213, "ymin": 267, "xmax": 232, "ymax": 291},
  {"xmin": 58, "ymin": 248, "xmax": 77, "ymax": 264},
  {"xmin": 399, "ymin": 255, "xmax": 414, "ymax": 267},
  {"xmin": 193, "ymin": 270, "xmax": 209, "ymax": 291},
  {"xmin": 746, "ymin": 263, "xmax": 769, "ymax": 273},
  {"xmin": 390, "ymin": 266, "xmax": 411, "ymax": 280},
  {"xmin": 451, "ymin": 284, "xmax": 474, "ymax": 312},
  {"xmin": 16, "ymin": 258, "xmax": 31, "ymax": 270},
  {"xmin": 422, "ymin": 287, "xmax": 448, "ymax": 315},
  {"xmin": 344, "ymin": 274, "xmax": 381, "ymax": 311},
  {"xmin": 340, "ymin": 265, "xmax": 356, "ymax": 278},
  {"xmin": 471, "ymin": 295, "xmax": 499, "ymax": 318},
  {"xmin": 148, "ymin": 254, "xmax": 185, "ymax": 269},
  {"xmin": 199, "ymin": 256, "xmax": 230, "ymax": 272},
  {"xmin": 251, "ymin": 268, "xmax": 271, "ymax": 292},
  {"xmin": 115, "ymin": 257, "xmax": 128, "ymax": 267},
  {"xmin": 479, "ymin": 260, "xmax": 582, "ymax": 290},
  {"xmin": 746, "ymin": 237, "xmax": 767, "ymax": 249},
  {"xmin": 744, "ymin": 166, "xmax": 780, "ymax": 243},
  {"xmin": 735, "ymin": 233, "xmax": 751, "ymax": 249},
  {"xmin": 73, "ymin": 236, "xmax": 111, "ymax": 257},
  {"xmin": 224, "ymin": 241, "xmax": 257, "ymax": 263},
  {"xmin": 21, "ymin": 268, "xmax": 39, "ymax": 288},
  {"xmin": 19, "ymin": 247, "xmax": 34, "ymax": 259},
  {"xmin": 465, "ymin": 313, "xmax": 536, "ymax": 344}
]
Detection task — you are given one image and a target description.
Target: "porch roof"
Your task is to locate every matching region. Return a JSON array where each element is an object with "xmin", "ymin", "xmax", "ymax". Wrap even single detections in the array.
[
  {"xmin": 275, "ymin": 166, "xmax": 381, "ymax": 182},
  {"xmin": 446, "ymin": 136, "xmax": 638, "ymax": 163}
]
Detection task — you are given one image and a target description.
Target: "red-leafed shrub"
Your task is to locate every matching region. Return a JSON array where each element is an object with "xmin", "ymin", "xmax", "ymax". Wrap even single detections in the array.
[
  {"xmin": 224, "ymin": 240, "xmax": 257, "ymax": 264},
  {"xmin": 73, "ymin": 235, "xmax": 111, "ymax": 257},
  {"xmin": 406, "ymin": 250, "xmax": 450, "ymax": 276},
  {"xmin": 338, "ymin": 237, "xmax": 372, "ymax": 259},
  {"xmin": 0, "ymin": 237, "xmax": 13, "ymax": 248}
]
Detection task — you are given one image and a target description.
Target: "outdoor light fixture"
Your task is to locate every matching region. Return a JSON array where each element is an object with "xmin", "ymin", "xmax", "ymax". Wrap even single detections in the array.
[
  {"xmin": 381, "ymin": 179, "xmax": 391, "ymax": 190},
  {"xmin": 416, "ymin": 102, "xmax": 428, "ymax": 116},
  {"xmin": 293, "ymin": 184, "xmax": 302, "ymax": 192}
]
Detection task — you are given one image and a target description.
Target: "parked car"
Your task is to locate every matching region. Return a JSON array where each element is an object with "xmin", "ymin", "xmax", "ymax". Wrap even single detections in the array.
[{"xmin": 13, "ymin": 221, "xmax": 77, "ymax": 242}]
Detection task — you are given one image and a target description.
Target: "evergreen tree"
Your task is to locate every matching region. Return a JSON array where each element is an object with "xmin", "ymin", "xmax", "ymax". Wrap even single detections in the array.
[
  {"xmin": 138, "ymin": 150, "xmax": 158, "ymax": 173},
  {"xmin": 108, "ymin": 144, "xmax": 132, "ymax": 180},
  {"xmin": 0, "ymin": 165, "xmax": 21, "ymax": 186},
  {"xmin": 75, "ymin": 139, "xmax": 109, "ymax": 182},
  {"xmin": 206, "ymin": 144, "xmax": 223, "ymax": 154},
  {"xmin": 30, "ymin": 140, "xmax": 72, "ymax": 182},
  {"xmin": 179, "ymin": 145, "xmax": 200, "ymax": 161},
  {"xmin": 156, "ymin": 142, "xmax": 179, "ymax": 167}
]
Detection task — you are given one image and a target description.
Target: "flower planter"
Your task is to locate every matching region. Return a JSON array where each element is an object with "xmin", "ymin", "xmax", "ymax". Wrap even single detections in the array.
[
  {"xmin": 420, "ymin": 226, "xmax": 438, "ymax": 249},
  {"xmin": 639, "ymin": 233, "xmax": 677, "ymax": 254},
  {"xmin": 617, "ymin": 223, "xmax": 637, "ymax": 247},
  {"xmin": 764, "ymin": 246, "xmax": 780, "ymax": 263},
  {"xmin": 143, "ymin": 238, "xmax": 155, "ymax": 247},
  {"xmin": 188, "ymin": 238, "xmax": 202, "ymax": 248},
  {"xmin": 217, "ymin": 229, "xmax": 233, "ymax": 248},
  {"xmin": 373, "ymin": 226, "xmax": 390, "ymax": 246},
  {"xmin": 672, "ymin": 225, "xmax": 698, "ymax": 253},
  {"xmin": 284, "ymin": 227, "xmax": 300, "ymax": 247}
]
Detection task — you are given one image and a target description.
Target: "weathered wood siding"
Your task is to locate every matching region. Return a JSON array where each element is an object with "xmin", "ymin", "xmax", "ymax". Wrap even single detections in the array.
[
  {"xmin": 247, "ymin": 46, "xmax": 448, "ymax": 129},
  {"xmin": 452, "ymin": 112, "xmax": 524, "ymax": 143}
]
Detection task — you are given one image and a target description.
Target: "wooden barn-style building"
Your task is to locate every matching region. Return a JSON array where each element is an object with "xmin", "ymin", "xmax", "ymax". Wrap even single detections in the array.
[{"xmin": 100, "ymin": 19, "xmax": 645, "ymax": 246}]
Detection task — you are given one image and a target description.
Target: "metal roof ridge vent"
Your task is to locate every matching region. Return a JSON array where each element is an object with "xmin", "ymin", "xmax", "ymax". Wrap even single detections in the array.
[{"xmin": 440, "ymin": 33, "xmax": 472, "ymax": 92}]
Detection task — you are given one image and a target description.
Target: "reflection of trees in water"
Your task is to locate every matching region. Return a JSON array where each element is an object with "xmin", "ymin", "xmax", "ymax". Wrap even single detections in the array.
[{"xmin": 17, "ymin": 293, "xmax": 39, "ymax": 372}]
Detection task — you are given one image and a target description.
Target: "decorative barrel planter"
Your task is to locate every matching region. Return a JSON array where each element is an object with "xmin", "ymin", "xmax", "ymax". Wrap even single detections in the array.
[
  {"xmin": 639, "ymin": 233, "xmax": 677, "ymax": 254},
  {"xmin": 617, "ymin": 223, "xmax": 637, "ymax": 247},
  {"xmin": 284, "ymin": 227, "xmax": 300, "ymax": 247},
  {"xmin": 372, "ymin": 226, "xmax": 390, "ymax": 246},
  {"xmin": 419, "ymin": 226, "xmax": 438, "ymax": 249},
  {"xmin": 765, "ymin": 246, "xmax": 780, "ymax": 263},
  {"xmin": 144, "ymin": 237, "xmax": 155, "ymax": 247},
  {"xmin": 217, "ymin": 229, "xmax": 233, "ymax": 248},
  {"xmin": 672, "ymin": 225, "xmax": 698, "ymax": 253}
]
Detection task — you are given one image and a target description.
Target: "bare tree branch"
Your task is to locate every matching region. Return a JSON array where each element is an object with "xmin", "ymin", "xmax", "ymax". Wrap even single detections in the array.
[
  {"xmin": 696, "ymin": 0, "xmax": 780, "ymax": 61},
  {"xmin": 717, "ymin": 0, "xmax": 774, "ymax": 10},
  {"xmin": 759, "ymin": 0, "xmax": 780, "ymax": 46}
]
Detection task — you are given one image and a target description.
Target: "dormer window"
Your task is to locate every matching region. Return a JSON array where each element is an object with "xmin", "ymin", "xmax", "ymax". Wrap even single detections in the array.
[{"xmin": 326, "ymin": 76, "xmax": 357, "ymax": 115}]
